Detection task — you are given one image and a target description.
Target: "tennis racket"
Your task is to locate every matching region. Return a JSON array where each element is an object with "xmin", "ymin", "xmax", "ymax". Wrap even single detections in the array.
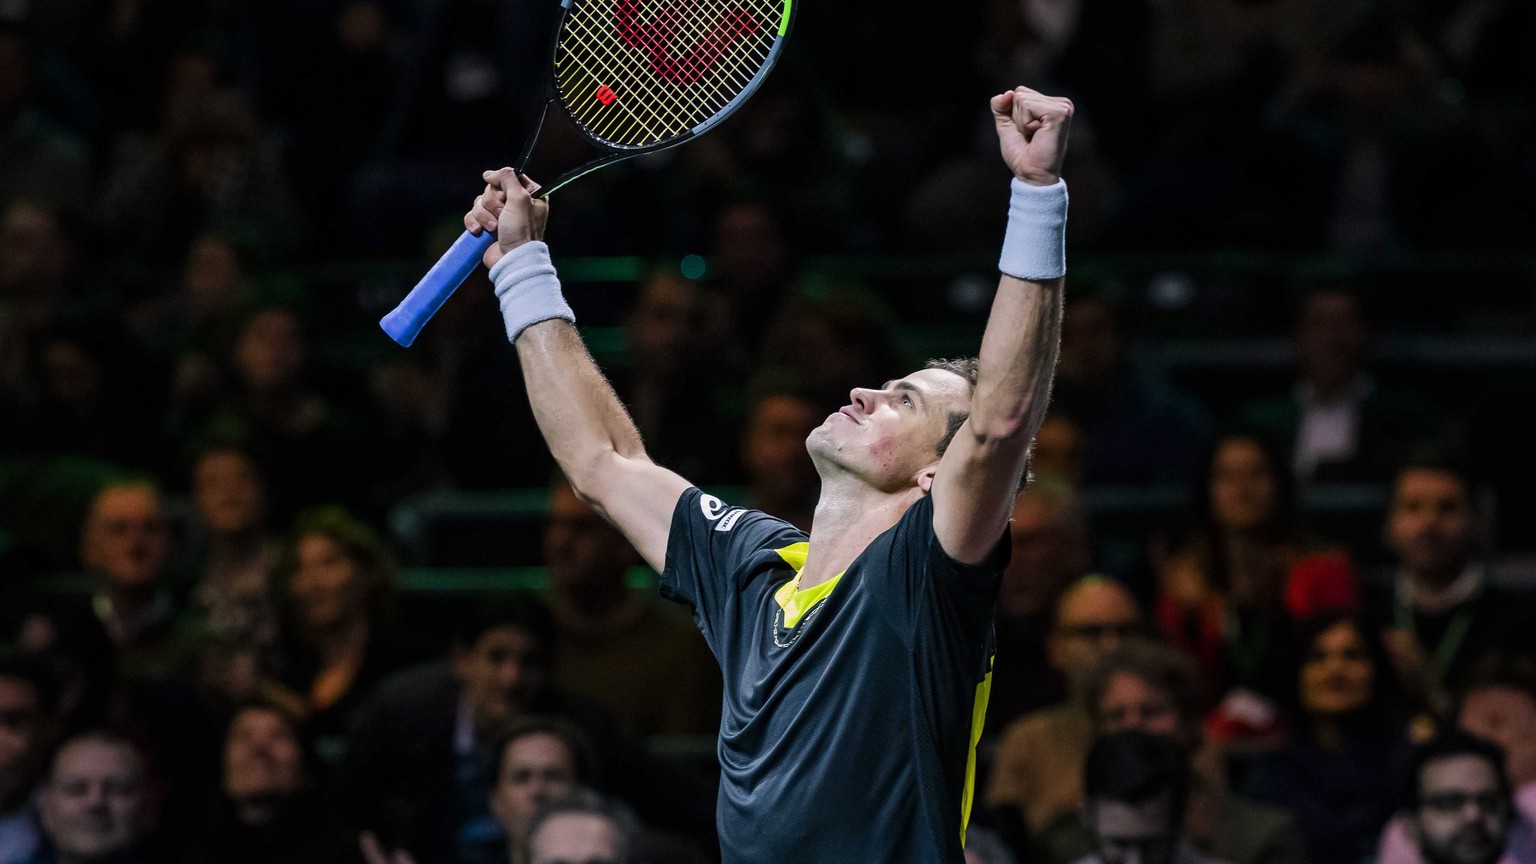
[{"xmin": 380, "ymin": 0, "xmax": 797, "ymax": 347}]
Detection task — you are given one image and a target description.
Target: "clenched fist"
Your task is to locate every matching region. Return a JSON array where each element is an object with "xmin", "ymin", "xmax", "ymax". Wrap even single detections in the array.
[
  {"xmin": 465, "ymin": 168, "xmax": 550, "ymax": 269},
  {"xmin": 991, "ymin": 87, "xmax": 1074, "ymax": 187}
]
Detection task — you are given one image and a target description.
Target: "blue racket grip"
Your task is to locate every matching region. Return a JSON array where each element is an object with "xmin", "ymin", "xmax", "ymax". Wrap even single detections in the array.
[{"xmin": 380, "ymin": 229, "xmax": 498, "ymax": 346}]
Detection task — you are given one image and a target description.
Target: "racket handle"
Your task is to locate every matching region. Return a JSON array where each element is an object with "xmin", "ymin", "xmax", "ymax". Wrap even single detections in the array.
[{"xmin": 380, "ymin": 229, "xmax": 498, "ymax": 346}]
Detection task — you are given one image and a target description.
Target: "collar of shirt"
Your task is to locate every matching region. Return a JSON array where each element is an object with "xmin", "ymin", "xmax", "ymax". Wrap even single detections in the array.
[
  {"xmin": 1295, "ymin": 374, "xmax": 1375, "ymax": 409},
  {"xmin": 92, "ymin": 591, "xmax": 174, "ymax": 644},
  {"xmin": 1397, "ymin": 564, "xmax": 1485, "ymax": 616}
]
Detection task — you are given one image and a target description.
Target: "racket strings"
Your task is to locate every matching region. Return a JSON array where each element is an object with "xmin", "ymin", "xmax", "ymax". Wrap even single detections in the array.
[{"xmin": 557, "ymin": 0, "xmax": 783, "ymax": 147}]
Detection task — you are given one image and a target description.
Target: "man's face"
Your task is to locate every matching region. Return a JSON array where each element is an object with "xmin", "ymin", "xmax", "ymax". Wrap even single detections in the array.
[
  {"xmin": 529, "ymin": 812, "xmax": 621, "ymax": 864},
  {"xmin": 290, "ymin": 534, "xmax": 371, "ymax": 632},
  {"xmin": 1388, "ymin": 470, "xmax": 1478, "ymax": 578},
  {"xmin": 41, "ymin": 740, "xmax": 147, "ymax": 861},
  {"xmin": 1048, "ymin": 582, "xmax": 1142, "ymax": 678},
  {"xmin": 625, "ymin": 272, "xmax": 698, "ymax": 370},
  {"xmin": 1459, "ymin": 686, "xmax": 1536, "ymax": 788},
  {"xmin": 0, "ymin": 676, "xmax": 48, "ymax": 804},
  {"xmin": 1296, "ymin": 292, "xmax": 1366, "ymax": 391},
  {"xmin": 81, "ymin": 486, "xmax": 169, "ymax": 591},
  {"xmin": 222, "ymin": 707, "xmax": 304, "ymax": 802},
  {"xmin": 1058, "ymin": 300, "xmax": 1120, "ymax": 388},
  {"xmin": 1410, "ymin": 755, "xmax": 1510, "ymax": 864},
  {"xmin": 741, "ymin": 394, "xmax": 820, "ymax": 501},
  {"xmin": 806, "ymin": 369, "xmax": 969, "ymax": 494},
  {"xmin": 491, "ymin": 733, "xmax": 579, "ymax": 842},
  {"xmin": 999, "ymin": 494, "xmax": 1089, "ymax": 620},
  {"xmin": 1097, "ymin": 672, "xmax": 1190, "ymax": 748},
  {"xmin": 1209, "ymin": 438, "xmax": 1278, "ymax": 532},
  {"xmin": 455, "ymin": 627, "xmax": 547, "ymax": 731},
  {"xmin": 1089, "ymin": 793, "xmax": 1179, "ymax": 864},
  {"xmin": 194, "ymin": 451, "xmax": 266, "ymax": 537},
  {"xmin": 544, "ymin": 484, "xmax": 635, "ymax": 598}
]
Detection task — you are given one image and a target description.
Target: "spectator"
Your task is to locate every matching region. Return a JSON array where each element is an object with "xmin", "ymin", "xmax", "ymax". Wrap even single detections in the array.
[
  {"xmin": 0, "ymin": 200, "xmax": 74, "ymax": 406},
  {"xmin": 0, "ymin": 29, "xmax": 91, "ymax": 215},
  {"xmin": 1031, "ymin": 415, "xmax": 1086, "ymax": 488},
  {"xmin": 965, "ymin": 826, "xmax": 1018, "ymax": 864},
  {"xmin": 1077, "ymin": 730, "xmax": 1231, "ymax": 864},
  {"xmin": 1049, "ymin": 295, "xmax": 1209, "ymax": 485},
  {"xmin": 1238, "ymin": 289, "xmax": 1440, "ymax": 485},
  {"xmin": 523, "ymin": 789, "xmax": 638, "ymax": 864},
  {"xmin": 738, "ymin": 380, "xmax": 821, "ymax": 530},
  {"xmin": 488, "ymin": 718, "xmax": 595, "ymax": 864},
  {"xmin": 1365, "ymin": 456, "xmax": 1536, "ymax": 711},
  {"xmin": 543, "ymin": 481, "xmax": 719, "ymax": 736},
  {"xmin": 339, "ymin": 600, "xmax": 711, "ymax": 864},
  {"xmin": 988, "ymin": 577, "xmax": 1143, "ymax": 834},
  {"xmin": 187, "ymin": 444, "xmax": 281, "ymax": 701},
  {"xmin": 0, "ymin": 656, "xmax": 54, "ymax": 864},
  {"xmin": 76, "ymin": 481, "xmax": 193, "ymax": 683},
  {"xmin": 1378, "ymin": 659, "xmax": 1536, "ymax": 863},
  {"xmin": 177, "ymin": 700, "xmax": 349, "ymax": 864},
  {"xmin": 268, "ymin": 506, "xmax": 408, "ymax": 737},
  {"xmin": 1035, "ymin": 639, "xmax": 1308, "ymax": 864},
  {"xmin": 1382, "ymin": 732, "xmax": 1521, "ymax": 864},
  {"xmin": 989, "ymin": 479, "xmax": 1094, "ymax": 733},
  {"xmin": 1242, "ymin": 610, "xmax": 1411, "ymax": 864},
  {"xmin": 33, "ymin": 733, "xmax": 154, "ymax": 864},
  {"xmin": 1158, "ymin": 432, "xmax": 1356, "ymax": 720}
]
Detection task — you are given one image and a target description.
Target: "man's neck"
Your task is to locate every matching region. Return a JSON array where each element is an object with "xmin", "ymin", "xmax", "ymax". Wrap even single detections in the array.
[
  {"xmin": 799, "ymin": 480, "xmax": 923, "ymax": 588},
  {"xmin": 1402, "ymin": 563, "xmax": 1482, "ymax": 614}
]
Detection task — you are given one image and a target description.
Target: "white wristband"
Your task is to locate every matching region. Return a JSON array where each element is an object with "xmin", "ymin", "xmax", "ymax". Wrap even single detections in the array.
[
  {"xmin": 489, "ymin": 241, "xmax": 575, "ymax": 343},
  {"xmin": 998, "ymin": 178, "xmax": 1068, "ymax": 281}
]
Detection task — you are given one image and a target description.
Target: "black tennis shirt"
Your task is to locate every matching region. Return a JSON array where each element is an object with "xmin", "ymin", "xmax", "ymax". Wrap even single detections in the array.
[{"xmin": 660, "ymin": 488, "xmax": 1009, "ymax": 863}]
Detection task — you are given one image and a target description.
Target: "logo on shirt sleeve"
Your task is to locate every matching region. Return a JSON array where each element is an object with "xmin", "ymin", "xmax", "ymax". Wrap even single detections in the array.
[
  {"xmin": 699, "ymin": 495, "xmax": 727, "ymax": 521},
  {"xmin": 715, "ymin": 509, "xmax": 746, "ymax": 532}
]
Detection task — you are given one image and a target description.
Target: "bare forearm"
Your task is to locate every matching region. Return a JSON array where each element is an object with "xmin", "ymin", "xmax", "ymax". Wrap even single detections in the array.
[
  {"xmin": 514, "ymin": 319, "xmax": 647, "ymax": 484},
  {"xmin": 970, "ymin": 274, "xmax": 1064, "ymax": 443}
]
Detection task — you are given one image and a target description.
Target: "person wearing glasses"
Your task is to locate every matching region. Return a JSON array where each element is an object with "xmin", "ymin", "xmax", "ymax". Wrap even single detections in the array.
[
  {"xmin": 1384, "ymin": 732, "xmax": 1521, "ymax": 864},
  {"xmin": 1077, "ymin": 730, "xmax": 1233, "ymax": 864}
]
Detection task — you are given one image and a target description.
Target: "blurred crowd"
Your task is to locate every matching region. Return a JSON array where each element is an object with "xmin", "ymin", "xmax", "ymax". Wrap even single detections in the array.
[{"xmin": 2, "ymin": 0, "xmax": 1536, "ymax": 862}]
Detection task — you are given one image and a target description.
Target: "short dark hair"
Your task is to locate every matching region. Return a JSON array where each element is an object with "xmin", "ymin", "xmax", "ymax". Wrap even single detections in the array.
[
  {"xmin": 524, "ymin": 788, "xmax": 640, "ymax": 863},
  {"xmin": 923, "ymin": 357, "xmax": 979, "ymax": 458},
  {"xmin": 1084, "ymin": 731, "xmax": 1190, "ymax": 827},
  {"xmin": 1082, "ymin": 638, "xmax": 1204, "ymax": 739},
  {"xmin": 490, "ymin": 716, "xmax": 600, "ymax": 789},
  {"xmin": 1407, "ymin": 731, "xmax": 1510, "ymax": 808},
  {"xmin": 453, "ymin": 597, "xmax": 558, "ymax": 661},
  {"xmin": 1393, "ymin": 447, "xmax": 1483, "ymax": 509}
]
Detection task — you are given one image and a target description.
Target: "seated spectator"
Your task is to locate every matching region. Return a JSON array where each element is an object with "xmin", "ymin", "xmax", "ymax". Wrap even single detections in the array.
[
  {"xmin": 1077, "ymin": 730, "xmax": 1233, "ymax": 864},
  {"xmin": 1378, "ymin": 659, "xmax": 1536, "ymax": 863},
  {"xmin": 76, "ymin": 481, "xmax": 195, "ymax": 683},
  {"xmin": 268, "ymin": 507, "xmax": 409, "ymax": 738},
  {"xmin": 1365, "ymin": 456, "xmax": 1536, "ymax": 713},
  {"xmin": 1036, "ymin": 639, "xmax": 1308, "ymax": 864},
  {"xmin": 1238, "ymin": 289, "xmax": 1440, "ymax": 486},
  {"xmin": 1242, "ymin": 610, "xmax": 1412, "ymax": 864},
  {"xmin": 33, "ymin": 733, "xmax": 156, "ymax": 864},
  {"xmin": 989, "ymin": 479, "xmax": 1094, "ymax": 734},
  {"xmin": 339, "ymin": 601, "xmax": 712, "ymax": 864},
  {"xmin": 177, "ymin": 700, "xmax": 350, "ymax": 864},
  {"xmin": 187, "ymin": 443, "xmax": 281, "ymax": 700},
  {"xmin": 1381, "ymin": 732, "xmax": 1523, "ymax": 864},
  {"xmin": 522, "ymin": 789, "xmax": 638, "ymax": 864},
  {"xmin": 738, "ymin": 379, "xmax": 821, "ymax": 531},
  {"xmin": 1158, "ymin": 433, "xmax": 1356, "ymax": 725},
  {"xmin": 489, "ymin": 718, "xmax": 595, "ymax": 864},
  {"xmin": 987, "ymin": 577, "xmax": 1143, "ymax": 835},
  {"xmin": 965, "ymin": 826, "xmax": 1018, "ymax": 864},
  {"xmin": 1049, "ymin": 295, "xmax": 1209, "ymax": 485},
  {"xmin": 543, "ymin": 481, "xmax": 719, "ymax": 736},
  {"xmin": 0, "ymin": 655, "xmax": 55, "ymax": 864},
  {"xmin": 1031, "ymin": 415, "xmax": 1086, "ymax": 488}
]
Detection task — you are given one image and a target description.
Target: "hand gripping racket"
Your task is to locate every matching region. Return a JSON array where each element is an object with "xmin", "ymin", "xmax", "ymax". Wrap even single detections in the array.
[{"xmin": 380, "ymin": 0, "xmax": 797, "ymax": 346}]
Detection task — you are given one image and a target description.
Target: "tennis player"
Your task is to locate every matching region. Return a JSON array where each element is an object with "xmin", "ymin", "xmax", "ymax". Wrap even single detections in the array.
[{"xmin": 469, "ymin": 86, "xmax": 1073, "ymax": 862}]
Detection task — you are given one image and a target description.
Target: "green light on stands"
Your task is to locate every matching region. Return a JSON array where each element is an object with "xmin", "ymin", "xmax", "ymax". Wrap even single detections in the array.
[{"xmin": 680, "ymin": 254, "xmax": 707, "ymax": 280}]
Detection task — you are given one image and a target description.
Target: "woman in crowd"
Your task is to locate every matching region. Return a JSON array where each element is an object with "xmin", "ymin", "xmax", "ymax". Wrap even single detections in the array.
[
  {"xmin": 1242, "ymin": 610, "xmax": 1412, "ymax": 864},
  {"xmin": 268, "ymin": 507, "xmax": 410, "ymax": 738},
  {"xmin": 1157, "ymin": 432, "xmax": 1357, "ymax": 735}
]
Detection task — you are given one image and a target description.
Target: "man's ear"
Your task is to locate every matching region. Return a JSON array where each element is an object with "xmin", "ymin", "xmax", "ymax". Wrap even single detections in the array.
[{"xmin": 917, "ymin": 467, "xmax": 938, "ymax": 495}]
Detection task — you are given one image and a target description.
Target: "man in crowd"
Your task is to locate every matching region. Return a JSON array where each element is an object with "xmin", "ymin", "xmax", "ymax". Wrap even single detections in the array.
[
  {"xmin": 988, "ymin": 576, "xmax": 1143, "ymax": 835},
  {"xmin": 1076, "ymin": 730, "xmax": 1233, "ymax": 864},
  {"xmin": 1385, "ymin": 732, "xmax": 1521, "ymax": 864},
  {"xmin": 542, "ymin": 480, "xmax": 718, "ymax": 736},
  {"xmin": 35, "ymin": 734, "xmax": 155, "ymax": 864},
  {"xmin": 1366, "ymin": 457, "xmax": 1536, "ymax": 707},
  {"xmin": 0, "ymin": 656, "xmax": 53, "ymax": 864},
  {"xmin": 489, "ymin": 718, "xmax": 593, "ymax": 864},
  {"xmin": 523, "ymin": 790, "xmax": 637, "ymax": 864}
]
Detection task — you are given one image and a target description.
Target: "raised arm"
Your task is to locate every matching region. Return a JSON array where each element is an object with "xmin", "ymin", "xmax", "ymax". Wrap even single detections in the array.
[
  {"xmin": 930, "ymin": 88, "xmax": 1072, "ymax": 564},
  {"xmin": 469, "ymin": 169, "xmax": 689, "ymax": 571}
]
